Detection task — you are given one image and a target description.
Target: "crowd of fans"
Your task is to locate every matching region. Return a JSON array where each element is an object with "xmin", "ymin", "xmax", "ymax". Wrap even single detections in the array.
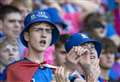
[{"xmin": 0, "ymin": 0, "xmax": 120, "ymax": 82}]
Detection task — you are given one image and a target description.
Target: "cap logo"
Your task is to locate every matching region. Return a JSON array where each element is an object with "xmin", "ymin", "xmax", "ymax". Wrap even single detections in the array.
[
  {"xmin": 37, "ymin": 11, "xmax": 49, "ymax": 18},
  {"xmin": 80, "ymin": 33, "xmax": 89, "ymax": 38},
  {"xmin": 31, "ymin": 14, "xmax": 36, "ymax": 20},
  {"xmin": 31, "ymin": 11, "xmax": 49, "ymax": 20}
]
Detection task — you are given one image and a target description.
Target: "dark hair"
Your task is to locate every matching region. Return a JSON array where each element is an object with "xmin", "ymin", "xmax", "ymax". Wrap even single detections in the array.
[
  {"xmin": 118, "ymin": 46, "xmax": 120, "ymax": 53},
  {"xmin": 85, "ymin": 21, "xmax": 105, "ymax": 31},
  {"xmin": 82, "ymin": 12, "xmax": 105, "ymax": 33},
  {"xmin": 82, "ymin": 20, "xmax": 105, "ymax": 39},
  {"xmin": 83, "ymin": 12, "xmax": 103, "ymax": 27},
  {"xmin": 100, "ymin": 38, "xmax": 117, "ymax": 54},
  {"xmin": 55, "ymin": 34, "xmax": 70, "ymax": 49},
  {"xmin": 0, "ymin": 5, "xmax": 21, "ymax": 20}
]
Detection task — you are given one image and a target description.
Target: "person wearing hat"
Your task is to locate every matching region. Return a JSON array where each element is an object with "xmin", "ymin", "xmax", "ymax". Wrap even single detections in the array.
[
  {"xmin": 65, "ymin": 33, "xmax": 102, "ymax": 82},
  {"xmin": 5, "ymin": 9, "xmax": 69, "ymax": 82},
  {"xmin": 54, "ymin": 34, "xmax": 88, "ymax": 82},
  {"xmin": 41, "ymin": 7, "xmax": 67, "ymax": 65}
]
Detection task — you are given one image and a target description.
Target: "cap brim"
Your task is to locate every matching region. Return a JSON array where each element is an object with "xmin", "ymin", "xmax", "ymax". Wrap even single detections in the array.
[
  {"xmin": 65, "ymin": 39, "xmax": 102, "ymax": 57},
  {"xmin": 20, "ymin": 19, "xmax": 60, "ymax": 47}
]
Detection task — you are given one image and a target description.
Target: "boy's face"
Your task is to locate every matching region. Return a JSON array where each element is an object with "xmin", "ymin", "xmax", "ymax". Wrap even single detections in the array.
[
  {"xmin": 55, "ymin": 44, "xmax": 67, "ymax": 65},
  {"xmin": 100, "ymin": 51, "xmax": 115, "ymax": 69},
  {"xmin": 25, "ymin": 22, "xmax": 52, "ymax": 52},
  {"xmin": 2, "ymin": 12, "xmax": 22, "ymax": 39},
  {"xmin": 81, "ymin": 43, "xmax": 98, "ymax": 64},
  {"xmin": 0, "ymin": 44, "xmax": 20, "ymax": 65}
]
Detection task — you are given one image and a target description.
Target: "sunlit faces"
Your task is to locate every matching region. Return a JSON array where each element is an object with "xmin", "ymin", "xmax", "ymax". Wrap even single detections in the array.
[
  {"xmin": 2, "ymin": 12, "xmax": 22, "ymax": 39},
  {"xmin": 0, "ymin": 44, "xmax": 20, "ymax": 65},
  {"xmin": 99, "ymin": 51, "xmax": 115, "ymax": 69},
  {"xmin": 25, "ymin": 22, "xmax": 53, "ymax": 52},
  {"xmin": 81, "ymin": 43, "xmax": 98, "ymax": 64}
]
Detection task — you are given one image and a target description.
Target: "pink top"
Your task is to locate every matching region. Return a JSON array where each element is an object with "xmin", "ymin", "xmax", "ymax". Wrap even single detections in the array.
[{"xmin": 23, "ymin": 45, "xmax": 55, "ymax": 65}]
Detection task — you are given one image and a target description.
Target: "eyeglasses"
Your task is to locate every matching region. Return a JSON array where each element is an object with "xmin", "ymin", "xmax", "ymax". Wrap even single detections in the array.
[{"xmin": 31, "ymin": 27, "xmax": 52, "ymax": 33}]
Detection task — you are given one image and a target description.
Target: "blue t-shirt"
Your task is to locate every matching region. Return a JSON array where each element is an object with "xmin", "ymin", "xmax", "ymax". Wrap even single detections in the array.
[
  {"xmin": 0, "ymin": 71, "xmax": 6, "ymax": 80},
  {"xmin": 107, "ymin": 0, "xmax": 118, "ymax": 11},
  {"xmin": 106, "ymin": 23, "xmax": 117, "ymax": 38},
  {"xmin": 32, "ymin": 67, "xmax": 53, "ymax": 82}
]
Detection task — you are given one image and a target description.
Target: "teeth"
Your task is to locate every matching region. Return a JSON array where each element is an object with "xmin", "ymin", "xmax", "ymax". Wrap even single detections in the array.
[{"xmin": 90, "ymin": 56, "xmax": 95, "ymax": 59}]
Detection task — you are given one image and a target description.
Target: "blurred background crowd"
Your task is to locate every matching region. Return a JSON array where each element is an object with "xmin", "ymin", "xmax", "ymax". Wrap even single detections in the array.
[{"xmin": 0, "ymin": 0, "xmax": 120, "ymax": 82}]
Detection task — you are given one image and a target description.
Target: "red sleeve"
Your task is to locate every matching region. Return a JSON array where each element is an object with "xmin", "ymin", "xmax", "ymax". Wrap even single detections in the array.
[{"xmin": 6, "ymin": 60, "xmax": 39, "ymax": 82}]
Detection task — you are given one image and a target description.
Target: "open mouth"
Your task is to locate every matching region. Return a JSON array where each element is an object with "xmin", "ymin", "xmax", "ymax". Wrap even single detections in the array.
[
  {"xmin": 90, "ymin": 56, "xmax": 96, "ymax": 59},
  {"xmin": 40, "ymin": 40, "xmax": 46, "ymax": 45}
]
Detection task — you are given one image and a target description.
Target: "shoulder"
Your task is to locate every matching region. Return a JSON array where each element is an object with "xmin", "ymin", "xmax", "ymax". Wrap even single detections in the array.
[{"xmin": 6, "ymin": 59, "xmax": 27, "ymax": 70}]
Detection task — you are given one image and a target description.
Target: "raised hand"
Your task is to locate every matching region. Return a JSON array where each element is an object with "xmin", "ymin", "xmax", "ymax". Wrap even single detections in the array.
[
  {"xmin": 75, "ymin": 45, "xmax": 100, "ymax": 82},
  {"xmin": 54, "ymin": 66, "xmax": 70, "ymax": 82},
  {"xmin": 73, "ymin": 46, "xmax": 91, "ymax": 67},
  {"xmin": 66, "ymin": 46, "xmax": 81, "ymax": 65},
  {"xmin": 85, "ymin": 59, "xmax": 100, "ymax": 82}
]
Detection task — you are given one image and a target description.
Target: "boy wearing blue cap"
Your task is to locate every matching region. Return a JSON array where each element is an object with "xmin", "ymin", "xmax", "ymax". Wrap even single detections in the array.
[
  {"xmin": 5, "ymin": 9, "xmax": 69, "ymax": 82},
  {"xmin": 65, "ymin": 33, "xmax": 102, "ymax": 82}
]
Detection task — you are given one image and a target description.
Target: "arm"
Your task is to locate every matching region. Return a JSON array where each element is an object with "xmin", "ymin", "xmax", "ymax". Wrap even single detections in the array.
[{"xmin": 75, "ymin": 46, "xmax": 100, "ymax": 82}]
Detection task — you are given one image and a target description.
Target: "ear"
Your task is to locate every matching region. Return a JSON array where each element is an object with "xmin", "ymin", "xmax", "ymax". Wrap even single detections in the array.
[{"xmin": 24, "ymin": 32, "xmax": 30, "ymax": 42}]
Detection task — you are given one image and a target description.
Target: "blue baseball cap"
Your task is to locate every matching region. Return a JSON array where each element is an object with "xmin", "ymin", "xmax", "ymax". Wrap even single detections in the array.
[
  {"xmin": 20, "ymin": 9, "xmax": 60, "ymax": 47},
  {"xmin": 65, "ymin": 33, "xmax": 102, "ymax": 57},
  {"xmin": 45, "ymin": 7, "xmax": 67, "ymax": 29}
]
